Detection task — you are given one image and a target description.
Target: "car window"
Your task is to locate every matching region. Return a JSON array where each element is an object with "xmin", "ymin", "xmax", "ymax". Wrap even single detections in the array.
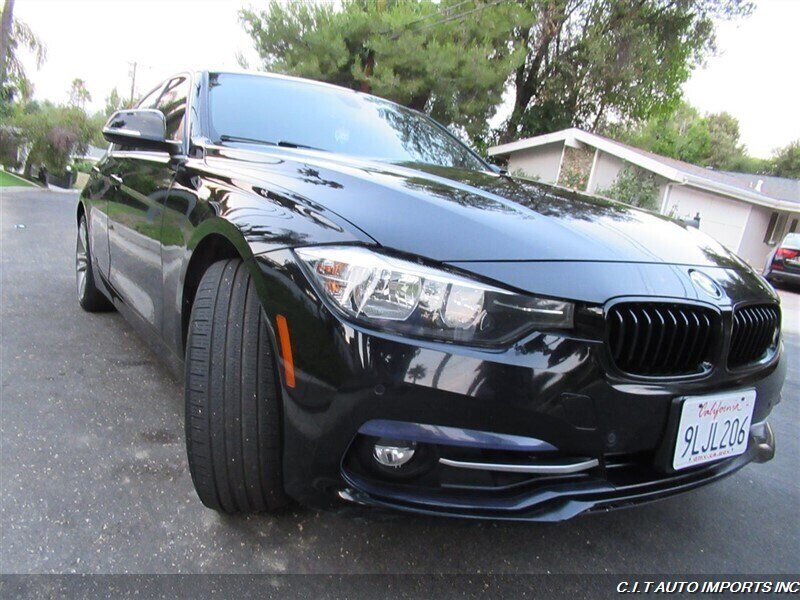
[
  {"xmin": 156, "ymin": 76, "xmax": 189, "ymax": 142},
  {"xmin": 207, "ymin": 73, "xmax": 486, "ymax": 171}
]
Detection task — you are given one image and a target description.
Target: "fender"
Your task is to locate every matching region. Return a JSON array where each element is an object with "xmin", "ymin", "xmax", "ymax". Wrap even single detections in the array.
[{"xmin": 163, "ymin": 158, "xmax": 377, "ymax": 361}]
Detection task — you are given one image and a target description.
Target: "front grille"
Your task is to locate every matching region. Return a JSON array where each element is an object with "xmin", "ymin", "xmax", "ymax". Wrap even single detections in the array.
[
  {"xmin": 607, "ymin": 303, "xmax": 717, "ymax": 377},
  {"xmin": 728, "ymin": 304, "xmax": 780, "ymax": 368}
]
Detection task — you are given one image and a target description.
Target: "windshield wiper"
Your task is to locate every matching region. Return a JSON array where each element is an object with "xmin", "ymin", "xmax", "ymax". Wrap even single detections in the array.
[
  {"xmin": 218, "ymin": 134, "xmax": 277, "ymax": 146},
  {"xmin": 275, "ymin": 140, "xmax": 325, "ymax": 151},
  {"xmin": 217, "ymin": 135, "xmax": 325, "ymax": 152}
]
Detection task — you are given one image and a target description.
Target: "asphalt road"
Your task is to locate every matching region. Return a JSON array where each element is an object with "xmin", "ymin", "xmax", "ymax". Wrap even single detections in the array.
[{"xmin": 1, "ymin": 189, "xmax": 798, "ymax": 576}]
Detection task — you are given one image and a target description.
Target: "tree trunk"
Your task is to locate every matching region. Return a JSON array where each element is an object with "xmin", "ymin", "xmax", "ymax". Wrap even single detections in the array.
[
  {"xmin": 408, "ymin": 91, "xmax": 431, "ymax": 112},
  {"xmin": 502, "ymin": 5, "xmax": 569, "ymax": 142},
  {"xmin": 23, "ymin": 153, "xmax": 33, "ymax": 179},
  {"xmin": 0, "ymin": 0, "xmax": 15, "ymax": 92},
  {"xmin": 502, "ymin": 67, "xmax": 533, "ymax": 143},
  {"xmin": 359, "ymin": 50, "xmax": 374, "ymax": 93}
]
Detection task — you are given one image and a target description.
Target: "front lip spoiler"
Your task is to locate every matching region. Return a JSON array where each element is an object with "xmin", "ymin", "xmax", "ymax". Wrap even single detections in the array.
[{"xmin": 336, "ymin": 425, "xmax": 775, "ymax": 522}]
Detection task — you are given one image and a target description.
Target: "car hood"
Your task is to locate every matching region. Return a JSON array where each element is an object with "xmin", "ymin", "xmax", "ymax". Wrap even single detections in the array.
[{"xmin": 208, "ymin": 147, "xmax": 749, "ymax": 269}]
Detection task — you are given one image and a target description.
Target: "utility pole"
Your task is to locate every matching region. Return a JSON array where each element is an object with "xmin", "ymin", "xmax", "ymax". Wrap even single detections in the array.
[{"xmin": 128, "ymin": 61, "xmax": 137, "ymax": 106}]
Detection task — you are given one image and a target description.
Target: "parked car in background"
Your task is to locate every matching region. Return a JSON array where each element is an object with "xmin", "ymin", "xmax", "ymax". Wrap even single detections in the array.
[
  {"xmin": 76, "ymin": 71, "xmax": 785, "ymax": 521},
  {"xmin": 764, "ymin": 232, "xmax": 800, "ymax": 288}
]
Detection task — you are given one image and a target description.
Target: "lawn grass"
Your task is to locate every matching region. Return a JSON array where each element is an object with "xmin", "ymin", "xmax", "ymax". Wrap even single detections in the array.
[{"xmin": 0, "ymin": 170, "xmax": 37, "ymax": 188}]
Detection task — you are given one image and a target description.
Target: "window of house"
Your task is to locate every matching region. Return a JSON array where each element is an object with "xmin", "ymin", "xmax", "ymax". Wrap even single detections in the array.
[{"xmin": 764, "ymin": 211, "xmax": 788, "ymax": 245}]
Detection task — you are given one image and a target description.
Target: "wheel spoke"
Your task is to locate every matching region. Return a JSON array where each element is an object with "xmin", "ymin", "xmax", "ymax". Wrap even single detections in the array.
[{"xmin": 76, "ymin": 220, "xmax": 89, "ymax": 297}]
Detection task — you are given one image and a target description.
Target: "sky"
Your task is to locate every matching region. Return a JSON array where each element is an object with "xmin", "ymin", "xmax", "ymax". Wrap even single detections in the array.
[{"xmin": 12, "ymin": 0, "xmax": 800, "ymax": 159}]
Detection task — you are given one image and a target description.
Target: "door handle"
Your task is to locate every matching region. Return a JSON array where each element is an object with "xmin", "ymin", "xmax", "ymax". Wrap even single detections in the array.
[{"xmin": 109, "ymin": 173, "xmax": 123, "ymax": 186}]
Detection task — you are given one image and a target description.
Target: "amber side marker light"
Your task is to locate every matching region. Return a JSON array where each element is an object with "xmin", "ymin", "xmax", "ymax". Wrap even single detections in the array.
[{"xmin": 275, "ymin": 314, "xmax": 296, "ymax": 388}]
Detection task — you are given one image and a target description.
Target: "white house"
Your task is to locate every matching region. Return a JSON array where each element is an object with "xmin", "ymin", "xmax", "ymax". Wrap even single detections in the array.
[{"xmin": 489, "ymin": 128, "xmax": 800, "ymax": 269}]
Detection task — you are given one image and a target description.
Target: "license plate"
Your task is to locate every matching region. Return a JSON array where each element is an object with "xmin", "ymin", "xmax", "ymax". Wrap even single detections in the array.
[{"xmin": 673, "ymin": 390, "xmax": 756, "ymax": 470}]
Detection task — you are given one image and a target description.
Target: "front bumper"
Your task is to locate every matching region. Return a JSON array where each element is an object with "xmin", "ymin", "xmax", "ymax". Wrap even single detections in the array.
[
  {"xmin": 338, "ymin": 421, "xmax": 776, "ymax": 521},
  {"xmin": 253, "ymin": 251, "xmax": 785, "ymax": 521}
]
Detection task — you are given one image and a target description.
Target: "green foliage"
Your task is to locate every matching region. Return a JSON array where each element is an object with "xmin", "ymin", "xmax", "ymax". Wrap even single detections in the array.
[
  {"xmin": 723, "ymin": 153, "xmax": 770, "ymax": 175},
  {"xmin": 82, "ymin": 87, "xmax": 125, "ymax": 148},
  {"xmin": 0, "ymin": 13, "xmax": 46, "ymax": 103},
  {"xmin": 596, "ymin": 166, "xmax": 661, "ymax": 210},
  {"xmin": 0, "ymin": 169, "xmax": 34, "ymax": 187},
  {"xmin": 616, "ymin": 105, "xmax": 799, "ymax": 180},
  {"xmin": 613, "ymin": 101, "xmax": 766, "ymax": 173},
  {"xmin": 71, "ymin": 158, "xmax": 94, "ymax": 174},
  {"xmin": 68, "ymin": 78, "xmax": 91, "ymax": 110},
  {"xmin": 613, "ymin": 103, "xmax": 800, "ymax": 180},
  {"xmin": 240, "ymin": 0, "xmax": 523, "ymax": 141},
  {"xmin": 88, "ymin": 111, "xmax": 107, "ymax": 147},
  {"xmin": 501, "ymin": 0, "xmax": 753, "ymax": 141},
  {"xmin": 3, "ymin": 99, "xmax": 96, "ymax": 173},
  {"xmin": 103, "ymin": 87, "xmax": 123, "ymax": 116},
  {"xmin": 510, "ymin": 168, "xmax": 539, "ymax": 181},
  {"xmin": 240, "ymin": 0, "xmax": 751, "ymax": 148},
  {"xmin": 0, "ymin": 124, "xmax": 20, "ymax": 166},
  {"xmin": 557, "ymin": 146, "xmax": 594, "ymax": 190},
  {"xmin": 769, "ymin": 140, "xmax": 800, "ymax": 179}
]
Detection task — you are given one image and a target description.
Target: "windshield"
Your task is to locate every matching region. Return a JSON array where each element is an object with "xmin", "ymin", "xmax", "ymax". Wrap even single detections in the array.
[{"xmin": 207, "ymin": 73, "xmax": 486, "ymax": 171}]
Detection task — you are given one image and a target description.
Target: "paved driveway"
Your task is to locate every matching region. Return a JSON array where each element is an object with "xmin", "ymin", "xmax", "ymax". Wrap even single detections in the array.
[{"xmin": 1, "ymin": 189, "xmax": 798, "ymax": 575}]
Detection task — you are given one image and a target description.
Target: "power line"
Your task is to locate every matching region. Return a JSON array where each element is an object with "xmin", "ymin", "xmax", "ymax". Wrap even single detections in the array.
[
  {"xmin": 393, "ymin": 0, "xmax": 475, "ymax": 33},
  {"xmin": 395, "ymin": 0, "xmax": 505, "ymax": 38},
  {"xmin": 128, "ymin": 62, "xmax": 137, "ymax": 105}
]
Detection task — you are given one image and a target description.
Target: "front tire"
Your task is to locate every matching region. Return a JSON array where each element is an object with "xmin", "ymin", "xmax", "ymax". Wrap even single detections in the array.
[
  {"xmin": 184, "ymin": 259, "xmax": 288, "ymax": 513},
  {"xmin": 76, "ymin": 215, "xmax": 113, "ymax": 312}
]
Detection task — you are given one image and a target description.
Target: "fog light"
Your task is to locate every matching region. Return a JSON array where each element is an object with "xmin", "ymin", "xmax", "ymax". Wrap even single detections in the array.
[{"xmin": 373, "ymin": 440, "xmax": 416, "ymax": 468}]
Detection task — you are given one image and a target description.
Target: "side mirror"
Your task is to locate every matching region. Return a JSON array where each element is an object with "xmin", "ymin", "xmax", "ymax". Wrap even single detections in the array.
[{"xmin": 103, "ymin": 109, "xmax": 181, "ymax": 155}]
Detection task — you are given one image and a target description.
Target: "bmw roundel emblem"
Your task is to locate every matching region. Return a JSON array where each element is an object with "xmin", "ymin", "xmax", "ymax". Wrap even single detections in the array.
[{"xmin": 690, "ymin": 270, "xmax": 723, "ymax": 299}]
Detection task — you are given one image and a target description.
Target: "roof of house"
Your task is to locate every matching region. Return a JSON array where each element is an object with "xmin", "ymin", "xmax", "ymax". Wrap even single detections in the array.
[
  {"xmin": 720, "ymin": 172, "xmax": 800, "ymax": 204},
  {"xmin": 489, "ymin": 128, "xmax": 800, "ymax": 212}
]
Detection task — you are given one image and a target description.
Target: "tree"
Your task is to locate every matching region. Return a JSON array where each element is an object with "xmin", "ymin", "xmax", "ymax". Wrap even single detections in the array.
[
  {"xmin": 0, "ymin": 0, "xmax": 13, "ymax": 86},
  {"xmin": 82, "ymin": 86, "xmax": 125, "ymax": 147},
  {"xmin": 769, "ymin": 141, "xmax": 800, "ymax": 179},
  {"xmin": 596, "ymin": 165, "xmax": 661, "ymax": 210},
  {"xmin": 240, "ymin": 0, "xmax": 522, "ymax": 142},
  {"xmin": 704, "ymin": 112, "xmax": 743, "ymax": 170},
  {"xmin": 240, "ymin": 1, "xmax": 751, "ymax": 148},
  {"xmin": 103, "ymin": 87, "xmax": 123, "ymax": 116},
  {"xmin": 0, "ymin": 0, "xmax": 45, "ymax": 103},
  {"xmin": 68, "ymin": 78, "xmax": 91, "ymax": 110},
  {"xmin": 10, "ymin": 100, "xmax": 95, "ymax": 175},
  {"xmin": 614, "ymin": 101, "xmax": 762, "ymax": 172},
  {"xmin": 501, "ymin": 0, "xmax": 753, "ymax": 142},
  {"xmin": 0, "ymin": 0, "xmax": 15, "ymax": 93}
]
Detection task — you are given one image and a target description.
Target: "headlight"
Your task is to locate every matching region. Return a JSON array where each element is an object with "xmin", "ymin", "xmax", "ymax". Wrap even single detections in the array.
[{"xmin": 295, "ymin": 246, "xmax": 573, "ymax": 346}]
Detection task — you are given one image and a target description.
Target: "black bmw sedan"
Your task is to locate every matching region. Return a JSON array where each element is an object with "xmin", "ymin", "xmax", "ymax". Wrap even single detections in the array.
[{"xmin": 77, "ymin": 71, "xmax": 784, "ymax": 521}]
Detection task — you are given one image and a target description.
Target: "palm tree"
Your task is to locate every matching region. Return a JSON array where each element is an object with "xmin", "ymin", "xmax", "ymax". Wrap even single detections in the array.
[
  {"xmin": 0, "ymin": 0, "xmax": 46, "ymax": 102},
  {"xmin": 407, "ymin": 364, "xmax": 427, "ymax": 384}
]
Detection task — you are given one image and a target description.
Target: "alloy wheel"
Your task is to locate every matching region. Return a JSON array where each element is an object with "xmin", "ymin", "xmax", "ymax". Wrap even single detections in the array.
[{"xmin": 76, "ymin": 220, "xmax": 89, "ymax": 299}]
